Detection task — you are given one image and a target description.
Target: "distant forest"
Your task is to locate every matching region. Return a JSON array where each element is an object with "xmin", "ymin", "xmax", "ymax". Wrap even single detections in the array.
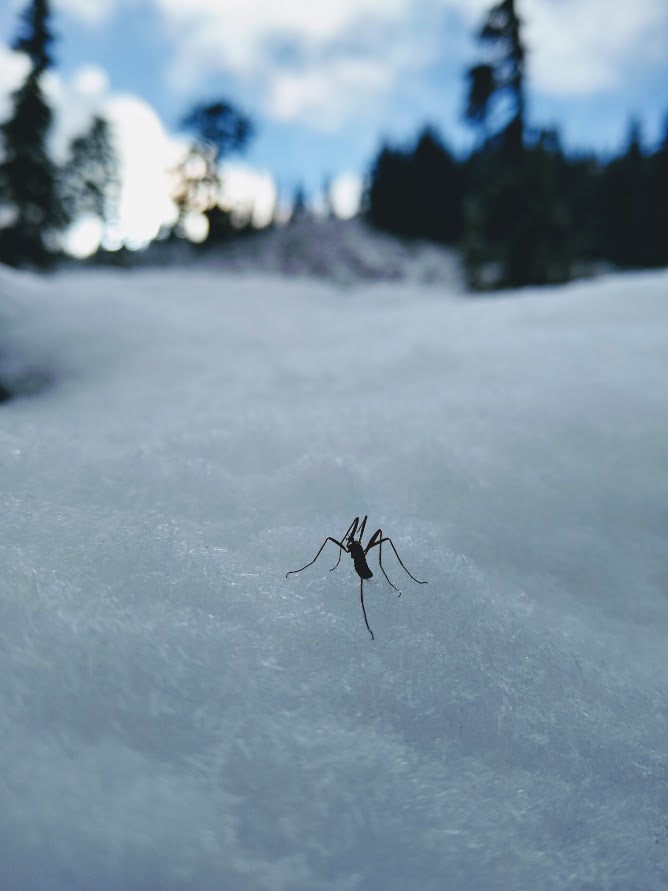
[
  {"xmin": 366, "ymin": 0, "xmax": 668, "ymax": 289},
  {"xmin": 1, "ymin": 0, "xmax": 666, "ymax": 290}
]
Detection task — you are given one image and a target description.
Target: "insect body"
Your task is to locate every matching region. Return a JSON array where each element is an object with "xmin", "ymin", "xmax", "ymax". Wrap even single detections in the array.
[
  {"xmin": 286, "ymin": 515, "xmax": 427, "ymax": 640},
  {"xmin": 347, "ymin": 540, "xmax": 373, "ymax": 580}
]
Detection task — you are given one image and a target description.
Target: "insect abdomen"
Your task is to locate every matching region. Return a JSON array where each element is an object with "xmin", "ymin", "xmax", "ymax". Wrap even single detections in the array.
[
  {"xmin": 354, "ymin": 557, "xmax": 373, "ymax": 580},
  {"xmin": 348, "ymin": 541, "xmax": 373, "ymax": 579}
]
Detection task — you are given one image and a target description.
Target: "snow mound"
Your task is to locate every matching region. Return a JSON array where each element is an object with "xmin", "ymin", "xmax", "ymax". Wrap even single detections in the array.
[
  {"xmin": 94, "ymin": 217, "xmax": 466, "ymax": 289},
  {"xmin": 1, "ymin": 264, "xmax": 668, "ymax": 889},
  {"xmin": 210, "ymin": 217, "xmax": 466, "ymax": 287}
]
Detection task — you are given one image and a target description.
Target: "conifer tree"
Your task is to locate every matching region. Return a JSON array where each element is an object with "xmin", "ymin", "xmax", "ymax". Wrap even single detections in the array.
[
  {"xmin": 602, "ymin": 120, "xmax": 652, "ymax": 267},
  {"xmin": 60, "ymin": 115, "xmax": 120, "ymax": 235},
  {"xmin": 366, "ymin": 128, "xmax": 464, "ymax": 244},
  {"xmin": 646, "ymin": 113, "xmax": 668, "ymax": 266},
  {"xmin": 0, "ymin": 0, "xmax": 64, "ymax": 267},
  {"xmin": 463, "ymin": 0, "xmax": 570, "ymax": 288},
  {"xmin": 465, "ymin": 0, "xmax": 526, "ymax": 159}
]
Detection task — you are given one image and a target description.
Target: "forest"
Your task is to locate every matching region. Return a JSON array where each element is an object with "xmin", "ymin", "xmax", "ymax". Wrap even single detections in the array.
[{"xmin": 0, "ymin": 0, "xmax": 666, "ymax": 289}]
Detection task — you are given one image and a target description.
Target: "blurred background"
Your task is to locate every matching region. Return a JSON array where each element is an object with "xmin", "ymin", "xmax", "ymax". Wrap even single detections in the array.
[{"xmin": 0, "ymin": 0, "xmax": 666, "ymax": 285}]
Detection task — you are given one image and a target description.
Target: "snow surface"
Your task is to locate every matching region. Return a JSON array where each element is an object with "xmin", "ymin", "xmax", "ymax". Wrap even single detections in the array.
[
  {"xmin": 1, "ymin": 259, "xmax": 668, "ymax": 890},
  {"xmin": 90, "ymin": 217, "xmax": 467, "ymax": 290}
]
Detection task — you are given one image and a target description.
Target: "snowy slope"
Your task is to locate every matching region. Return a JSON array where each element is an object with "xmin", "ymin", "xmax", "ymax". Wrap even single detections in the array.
[
  {"xmin": 1, "ymin": 263, "xmax": 667, "ymax": 890},
  {"xmin": 96, "ymin": 216, "xmax": 466, "ymax": 289}
]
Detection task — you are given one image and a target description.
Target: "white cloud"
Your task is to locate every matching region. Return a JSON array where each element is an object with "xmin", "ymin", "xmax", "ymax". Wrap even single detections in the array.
[
  {"xmin": 23, "ymin": 0, "xmax": 666, "ymax": 131},
  {"xmin": 42, "ymin": 64, "xmax": 111, "ymax": 162},
  {"xmin": 156, "ymin": 0, "xmax": 423, "ymax": 127},
  {"xmin": 267, "ymin": 57, "xmax": 393, "ymax": 130},
  {"xmin": 0, "ymin": 50, "xmax": 281, "ymax": 252},
  {"xmin": 0, "ymin": 56, "xmax": 181, "ymax": 249},
  {"xmin": 157, "ymin": 0, "xmax": 408, "ymax": 72},
  {"xmin": 151, "ymin": 0, "xmax": 668, "ymax": 128},
  {"xmin": 23, "ymin": 64, "xmax": 182, "ymax": 249},
  {"xmin": 0, "ymin": 45, "xmax": 29, "ymax": 121},
  {"xmin": 523, "ymin": 0, "xmax": 668, "ymax": 96},
  {"xmin": 329, "ymin": 172, "xmax": 363, "ymax": 220},
  {"xmin": 53, "ymin": 0, "xmax": 121, "ymax": 25},
  {"xmin": 219, "ymin": 162, "xmax": 277, "ymax": 228}
]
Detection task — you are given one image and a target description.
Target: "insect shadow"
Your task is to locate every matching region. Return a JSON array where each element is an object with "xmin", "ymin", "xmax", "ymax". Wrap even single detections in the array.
[{"xmin": 286, "ymin": 515, "xmax": 427, "ymax": 640}]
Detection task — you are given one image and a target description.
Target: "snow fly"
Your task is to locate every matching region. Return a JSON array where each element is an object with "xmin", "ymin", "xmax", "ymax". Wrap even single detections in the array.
[{"xmin": 286, "ymin": 515, "xmax": 427, "ymax": 639}]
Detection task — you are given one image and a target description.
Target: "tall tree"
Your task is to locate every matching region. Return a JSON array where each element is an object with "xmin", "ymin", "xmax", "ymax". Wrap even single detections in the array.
[
  {"xmin": 602, "ymin": 119, "xmax": 652, "ymax": 267},
  {"xmin": 0, "ymin": 0, "xmax": 64, "ymax": 267},
  {"xmin": 366, "ymin": 127, "xmax": 465, "ymax": 244},
  {"xmin": 465, "ymin": 0, "xmax": 526, "ymax": 159},
  {"xmin": 172, "ymin": 99, "xmax": 254, "ymax": 241},
  {"xmin": 646, "ymin": 113, "xmax": 668, "ymax": 267},
  {"xmin": 60, "ymin": 115, "xmax": 120, "ymax": 236},
  {"xmin": 463, "ymin": 0, "xmax": 572, "ymax": 288}
]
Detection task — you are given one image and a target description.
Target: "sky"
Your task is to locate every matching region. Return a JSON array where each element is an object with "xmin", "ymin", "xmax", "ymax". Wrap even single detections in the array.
[{"xmin": 0, "ymin": 0, "xmax": 667, "ymax": 247}]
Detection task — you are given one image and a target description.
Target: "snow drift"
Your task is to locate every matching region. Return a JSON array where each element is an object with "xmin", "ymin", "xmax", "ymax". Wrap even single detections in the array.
[{"xmin": 1, "ymin": 259, "xmax": 667, "ymax": 889}]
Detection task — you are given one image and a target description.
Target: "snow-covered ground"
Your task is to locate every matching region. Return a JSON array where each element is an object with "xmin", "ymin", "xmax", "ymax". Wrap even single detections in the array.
[
  {"xmin": 88, "ymin": 217, "xmax": 467, "ymax": 290},
  {"xmin": 1, "ymin": 259, "xmax": 667, "ymax": 890}
]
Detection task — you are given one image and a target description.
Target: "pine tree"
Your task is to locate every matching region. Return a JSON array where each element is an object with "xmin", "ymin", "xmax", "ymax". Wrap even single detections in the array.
[
  {"xmin": 463, "ymin": 0, "xmax": 571, "ymax": 288},
  {"xmin": 465, "ymin": 0, "xmax": 526, "ymax": 160},
  {"xmin": 0, "ymin": 0, "xmax": 64, "ymax": 267},
  {"xmin": 60, "ymin": 115, "xmax": 119, "ymax": 235},
  {"xmin": 289, "ymin": 183, "xmax": 307, "ymax": 222},
  {"xmin": 646, "ymin": 113, "xmax": 668, "ymax": 266},
  {"xmin": 602, "ymin": 119, "xmax": 654, "ymax": 268},
  {"xmin": 366, "ymin": 128, "xmax": 464, "ymax": 244}
]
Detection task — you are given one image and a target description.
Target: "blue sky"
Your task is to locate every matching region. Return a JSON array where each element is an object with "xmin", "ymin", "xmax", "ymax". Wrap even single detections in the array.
[{"xmin": 1, "ymin": 0, "xmax": 667, "ymax": 244}]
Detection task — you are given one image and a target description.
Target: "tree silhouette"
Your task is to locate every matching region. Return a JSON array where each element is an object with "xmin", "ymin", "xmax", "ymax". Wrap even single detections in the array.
[
  {"xmin": 466, "ymin": 0, "xmax": 525, "ymax": 160},
  {"xmin": 12, "ymin": 0, "xmax": 55, "ymax": 73},
  {"xmin": 367, "ymin": 126, "xmax": 464, "ymax": 244},
  {"xmin": 60, "ymin": 115, "xmax": 120, "ymax": 236},
  {"xmin": 290, "ymin": 183, "xmax": 308, "ymax": 222},
  {"xmin": 462, "ymin": 0, "xmax": 574, "ymax": 288},
  {"xmin": 181, "ymin": 101, "xmax": 253, "ymax": 160},
  {"xmin": 0, "ymin": 0, "xmax": 64, "ymax": 268},
  {"xmin": 602, "ymin": 120, "xmax": 653, "ymax": 268},
  {"xmin": 173, "ymin": 99, "xmax": 254, "ymax": 241},
  {"xmin": 646, "ymin": 114, "xmax": 668, "ymax": 267}
]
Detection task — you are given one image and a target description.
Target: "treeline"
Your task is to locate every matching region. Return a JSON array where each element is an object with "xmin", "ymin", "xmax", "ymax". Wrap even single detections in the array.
[
  {"xmin": 0, "ymin": 0, "xmax": 119, "ymax": 267},
  {"xmin": 2, "ymin": 0, "xmax": 666, "ymax": 283},
  {"xmin": 367, "ymin": 0, "xmax": 668, "ymax": 289},
  {"xmin": 0, "ymin": 0, "xmax": 255, "ymax": 269}
]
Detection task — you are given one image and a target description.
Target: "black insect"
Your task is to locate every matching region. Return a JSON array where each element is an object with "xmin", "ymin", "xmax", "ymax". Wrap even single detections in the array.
[{"xmin": 286, "ymin": 515, "xmax": 427, "ymax": 640}]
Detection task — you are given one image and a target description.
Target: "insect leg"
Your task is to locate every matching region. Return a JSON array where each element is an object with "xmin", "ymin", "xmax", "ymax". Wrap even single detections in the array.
[
  {"xmin": 360, "ymin": 578, "xmax": 374, "ymax": 640},
  {"xmin": 365, "ymin": 532, "xmax": 427, "ymax": 590},
  {"xmin": 377, "ymin": 536, "xmax": 427, "ymax": 585},
  {"xmin": 330, "ymin": 517, "xmax": 358, "ymax": 571},
  {"xmin": 365, "ymin": 530, "xmax": 401, "ymax": 594},
  {"xmin": 286, "ymin": 537, "xmax": 347, "ymax": 578}
]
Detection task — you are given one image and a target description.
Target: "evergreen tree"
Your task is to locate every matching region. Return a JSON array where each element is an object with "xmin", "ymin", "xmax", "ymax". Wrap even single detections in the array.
[
  {"xmin": 60, "ymin": 115, "xmax": 119, "ymax": 235},
  {"xmin": 463, "ymin": 0, "xmax": 571, "ymax": 288},
  {"xmin": 366, "ymin": 144, "xmax": 411, "ymax": 235},
  {"xmin": 646, "ymin": 113, "xmax": 668, "ymax": 266},
  {"xmin": 0, "ymin": 0, "xmax": 64, "ymax": 268},
  {"xmin": 366, "ymin": 127, "xmax": 464, "ymax": 244},
  {"xmin": 411, "ymin": 127, "xmax": 463, "ymax": 242},
  {"xmin": 465, "ymin": 0, "xmax": 526, "ymax": 159},
  {"xmin": 290, "ymin": 183, "xmax": 307, "ymax": 222},
  {"xmin": 602, "ymin": 120, "xmax": 653, "ymax": 267}
]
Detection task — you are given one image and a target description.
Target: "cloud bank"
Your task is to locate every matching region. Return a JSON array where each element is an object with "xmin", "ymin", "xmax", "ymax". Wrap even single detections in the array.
[{"xmin": 148, "ymin": 0, "xmax": 668, "ymax": 128}]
